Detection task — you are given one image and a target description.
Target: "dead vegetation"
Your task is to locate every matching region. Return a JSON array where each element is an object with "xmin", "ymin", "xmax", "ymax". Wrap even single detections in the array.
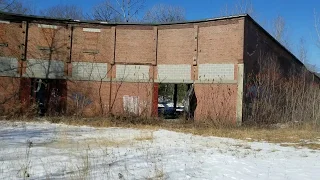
[{"xmin": 6, "ymin": 115, "xmax": 319, "ymax": 150}]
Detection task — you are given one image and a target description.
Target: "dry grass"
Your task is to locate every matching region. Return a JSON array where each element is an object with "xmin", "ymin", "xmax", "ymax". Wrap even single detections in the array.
[
  {"xmin": 134, "ymin": 131, "xmax": 154, "ymax": 141},
  {"xmin": 47, "ymin": 137, "xmax": 133, "ymax": 149},
  {"xmin": 9, "ymin": 116, "xmax": 320, "ymax": 150}
]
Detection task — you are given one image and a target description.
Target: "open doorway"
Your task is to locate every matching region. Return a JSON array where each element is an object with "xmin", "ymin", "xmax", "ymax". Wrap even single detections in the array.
[
  {"xmin": 157, "ymin": 83, "xmax": 197, "ymax": 120},
  {"xmin": 30, "ymin": 79, "xmax": 66, "ymax": 116}
]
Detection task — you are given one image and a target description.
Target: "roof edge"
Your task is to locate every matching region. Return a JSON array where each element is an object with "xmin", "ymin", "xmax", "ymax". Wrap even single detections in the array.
[
  {"xmin": 0, "ymin": 11, "xmax": 248, "ymax": 26},
  {"xmin": 244, "ymin": 14, "xmax": 320, "ymax": 80}
]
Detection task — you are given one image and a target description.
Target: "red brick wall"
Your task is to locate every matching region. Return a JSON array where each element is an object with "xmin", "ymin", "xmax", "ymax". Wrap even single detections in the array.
[
  {"xmin": 71, "ymin": 26, "xmax": 114, "ymax": 63},
  {"xmin": 194, "ymin": 18, "xmax": 245, "ymax": 122},
  {"xmin": 0, "ymin": 22, "xmax": 23, "ymax": 58},
  {"xmin": 0, "ymin": 22, "xmax": 23, "ymax": 115},
  {"xmin": 109, "ymin": 82, "xmax": 153, "ymax": 116},
  {"xmin": 27, "ymin": 23, "xmax": 70, "ymax": 61},
  {"xmin": 157, "ymin": 24, "xmax": 195, "ymax": 65},
  {"xmin": 198, "ymin": 19, "xmax": 245, "ymax": 64},
  {"xmin": 195, "ymin": 84, "xmax": 237, "ymax": 122},
  {"xmin": 0, "ymin": 77, "xmax": 20, "ymax": 114},
  {"xmin": 115, "ymin": 26, "xmax": 155, "ymax": 64},
  {"xmin": 67, "ymin": 80, "xmax": 110, "ymax": 116},
  {"xmin": 0, "ymin": 16, "xmax": 247, "ymax": 121}
]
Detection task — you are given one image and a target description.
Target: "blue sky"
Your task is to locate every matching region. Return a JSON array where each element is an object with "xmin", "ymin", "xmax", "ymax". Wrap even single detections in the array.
[{"xmin": 26, "ymin": 0, "xmax": 320, "ymax": 70}]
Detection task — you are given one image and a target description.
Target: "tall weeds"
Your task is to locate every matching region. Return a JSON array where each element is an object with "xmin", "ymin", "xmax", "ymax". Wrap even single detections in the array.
[{"xmin": 244, "ymin": 55, "xmax": 320, "ymax": 125}]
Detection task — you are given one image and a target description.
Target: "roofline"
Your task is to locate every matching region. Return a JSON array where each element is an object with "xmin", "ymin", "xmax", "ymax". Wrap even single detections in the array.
[
  {"xmin": 0, "ymin": 11, "xmax": 247, "ymax": 26},
  {"xmin": 244, "ymin": 14, "xmax": 320, "ymax": 80},
  {"xmin": 244, "ymin": 14, "xmax": 303, "ymax": 65}
]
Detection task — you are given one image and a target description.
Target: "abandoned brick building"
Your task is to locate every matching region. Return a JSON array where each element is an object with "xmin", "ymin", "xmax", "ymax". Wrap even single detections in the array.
[{"xmin": 0, "ymin": 12, "xmax": 319, "ymax": 124}]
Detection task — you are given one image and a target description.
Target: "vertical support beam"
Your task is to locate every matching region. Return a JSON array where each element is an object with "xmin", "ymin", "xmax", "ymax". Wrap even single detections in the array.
[
  {"xmin": 67, "ymin": 25, "xmax": 73, "ymax": 63},
  {"xmin": 193, "ymin": 25, "xmax": 199, "ymax": 66},
  {"xmin": 236, "ymin": 63, "xmax": 244, "ymax": 126},
  {"xmin": 152, "ymin": 83, "xmax": 159, "ymax": 117},
  {"xmin": 193, "ymin": 25, "xmax": 199, "ymax": 81},
  {"xmin": 111, "ymin": 26, "xmax": 116, "ymax": 65},
  {"xmin": 20, "ymin": 21, "xmax": 28, "ymax": 76},
  {"xmin": 109, "ymin": 26, "xmax": 116, "ymax": 113},
  {"xmin": 153, "ymin": 26, "xmax": 158, "ymax": 66},
  {"xmin": 66, "ymin": 25, "xmax": 73, "ymax": 76},
  {"xmin": 173, "ymin": 84, "xmax": 178, "ymax": 109},
  {"xmin": 19, "ymin": 21, "xmax": 29, "ymax": 114},
  {"xmin": 151, "ymin": 26, "xmax": 158, "ymax": 116}
]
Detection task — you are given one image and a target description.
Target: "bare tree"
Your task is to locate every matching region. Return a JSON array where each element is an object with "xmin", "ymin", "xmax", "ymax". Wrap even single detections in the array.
[
  {"xmin": 91, "ymin": 0, "xmax": 145, "ymax": 22},
  {"xmin": 273, "ymin": 16, "xmax": 286, "ymax": 42},
  {"xmin": 311, "ymin": 9, "xmax": 320, "ymax": 72},
  {"xmin": 298, "ymin": 38, "xmax": 307, "ymax": 64},
  {"xmin": 0, "ymin": 0, "xmax": 32, "ymax": 14},
  {"xmin": 143, "ymin": 4, "xmax": 185, "ymax": 23},
  {"xmin": 314, "ymin": 9, "xmax": 320, "ymax": 48},
  {"xmin": 297, "ymin": 38, "xmax": 318, "ymax": 76},
  {"xmin": 40, "ymin": 4, "xmax": 84, "ymax": 20},
  {"xmin": 267, "ymin": 15, "xmax": 291, "ymax": 50},
  {"xmin": 221, "ymin": 0, "xmax": 254, "ymax": 16}
]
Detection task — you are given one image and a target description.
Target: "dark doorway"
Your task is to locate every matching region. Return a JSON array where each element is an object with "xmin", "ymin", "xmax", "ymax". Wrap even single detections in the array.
[{"xmin": 30, "ymin": 78, "xmax": 66, "ymax": 116}]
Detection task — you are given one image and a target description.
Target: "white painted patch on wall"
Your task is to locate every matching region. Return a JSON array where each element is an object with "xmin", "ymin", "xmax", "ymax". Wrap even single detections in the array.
[
  {"xmin": 25, "ymin": 59, "xmax": 64, "ymax": 79},
  {"xmin": 83, "ymin": 28, "xmax": 101, "ymax": 33},
  {"xmin": 116, "ymin": 65, "xmax": 149, "ymax": 81},
  {"xmin": 38, "ymin": 24, "xmax": 58, "ymax": 29},
  {"xmin": 72, "ymin": 62, "xmax": 107, "ymax": 81},
  {"xmin": 123, "ymin": 95, "xmax": 139, "ymax": 115},
  {"xmin": 0, "ymin": 57, "xmax": 18, "ymax": 77},
  {"xmin": 198, "ymin": 64, "xmax": 234, "ymax": 81},
  {"xmin": 157, "ymin": 64, "xmax": 191, "ymax": 82},
  {"xmin": 0, "ymin": 20, "xmax": 10, "ymax": 24}
]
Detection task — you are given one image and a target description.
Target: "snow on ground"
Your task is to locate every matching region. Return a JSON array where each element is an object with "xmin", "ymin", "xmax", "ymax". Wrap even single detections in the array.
[{"xmin": 0, "ymin": 121, "xmax": 319, "ymax": 180}]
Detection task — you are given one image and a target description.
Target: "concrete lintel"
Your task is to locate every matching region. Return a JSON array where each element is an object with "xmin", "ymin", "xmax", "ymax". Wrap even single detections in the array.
[
  {"xmin": 68, "ymin": 77, "xmax": 110, "ymax": 82},
  {"xmin": 38, "ymin": 24, "xmax": 58, "ymax": 29},
  {"xmin": 112, "ymin": 78, "xmax": 152, "ymax": 83},
  {"xmin": 195, "ymin": 80, "xmax": 237, "ymax": 84},
  {"xmin": 83, "ymin": 28, "xmax": 101, "ymax": 32},
  {"xmin": 21, "ymin": 73, "xmax": 66, "ymax": 79},
  {"xmin": 155, "ymin": 79, "xmax": 194, "ymax": 84},
  {"xmin": 0, "ymin": 20, "xmax": 10, "ymax": 24}
]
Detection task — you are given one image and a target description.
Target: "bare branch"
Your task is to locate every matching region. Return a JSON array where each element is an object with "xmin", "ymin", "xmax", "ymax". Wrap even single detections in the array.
[
  {"xmin": 220, "ymin": 0, "xmax": 255, "ymax": 17},
  {"xmin": 314, "ymin": 9, "xmax": 320, "ymax": 48},
  {"xmin": 270, "ymin": 15, "xmax": 291, "ymax": 50},
  {"xmin": 298, "ymin": 38, "xmax": 308, "ymax": 64},
  {"xmin": 40, "ymin": 4, "xmax": 84, "ymax": 20},
  {"xmin": 91, "ymin": 0, "xmax": 145, "ymax": 22},
  {"xmin": 0, "ymin": 0, "xmax": 33, "ymax": 14},
  {"xmin": 143, "ymin": 4, "xmax": 185, "ymax": 23}
]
